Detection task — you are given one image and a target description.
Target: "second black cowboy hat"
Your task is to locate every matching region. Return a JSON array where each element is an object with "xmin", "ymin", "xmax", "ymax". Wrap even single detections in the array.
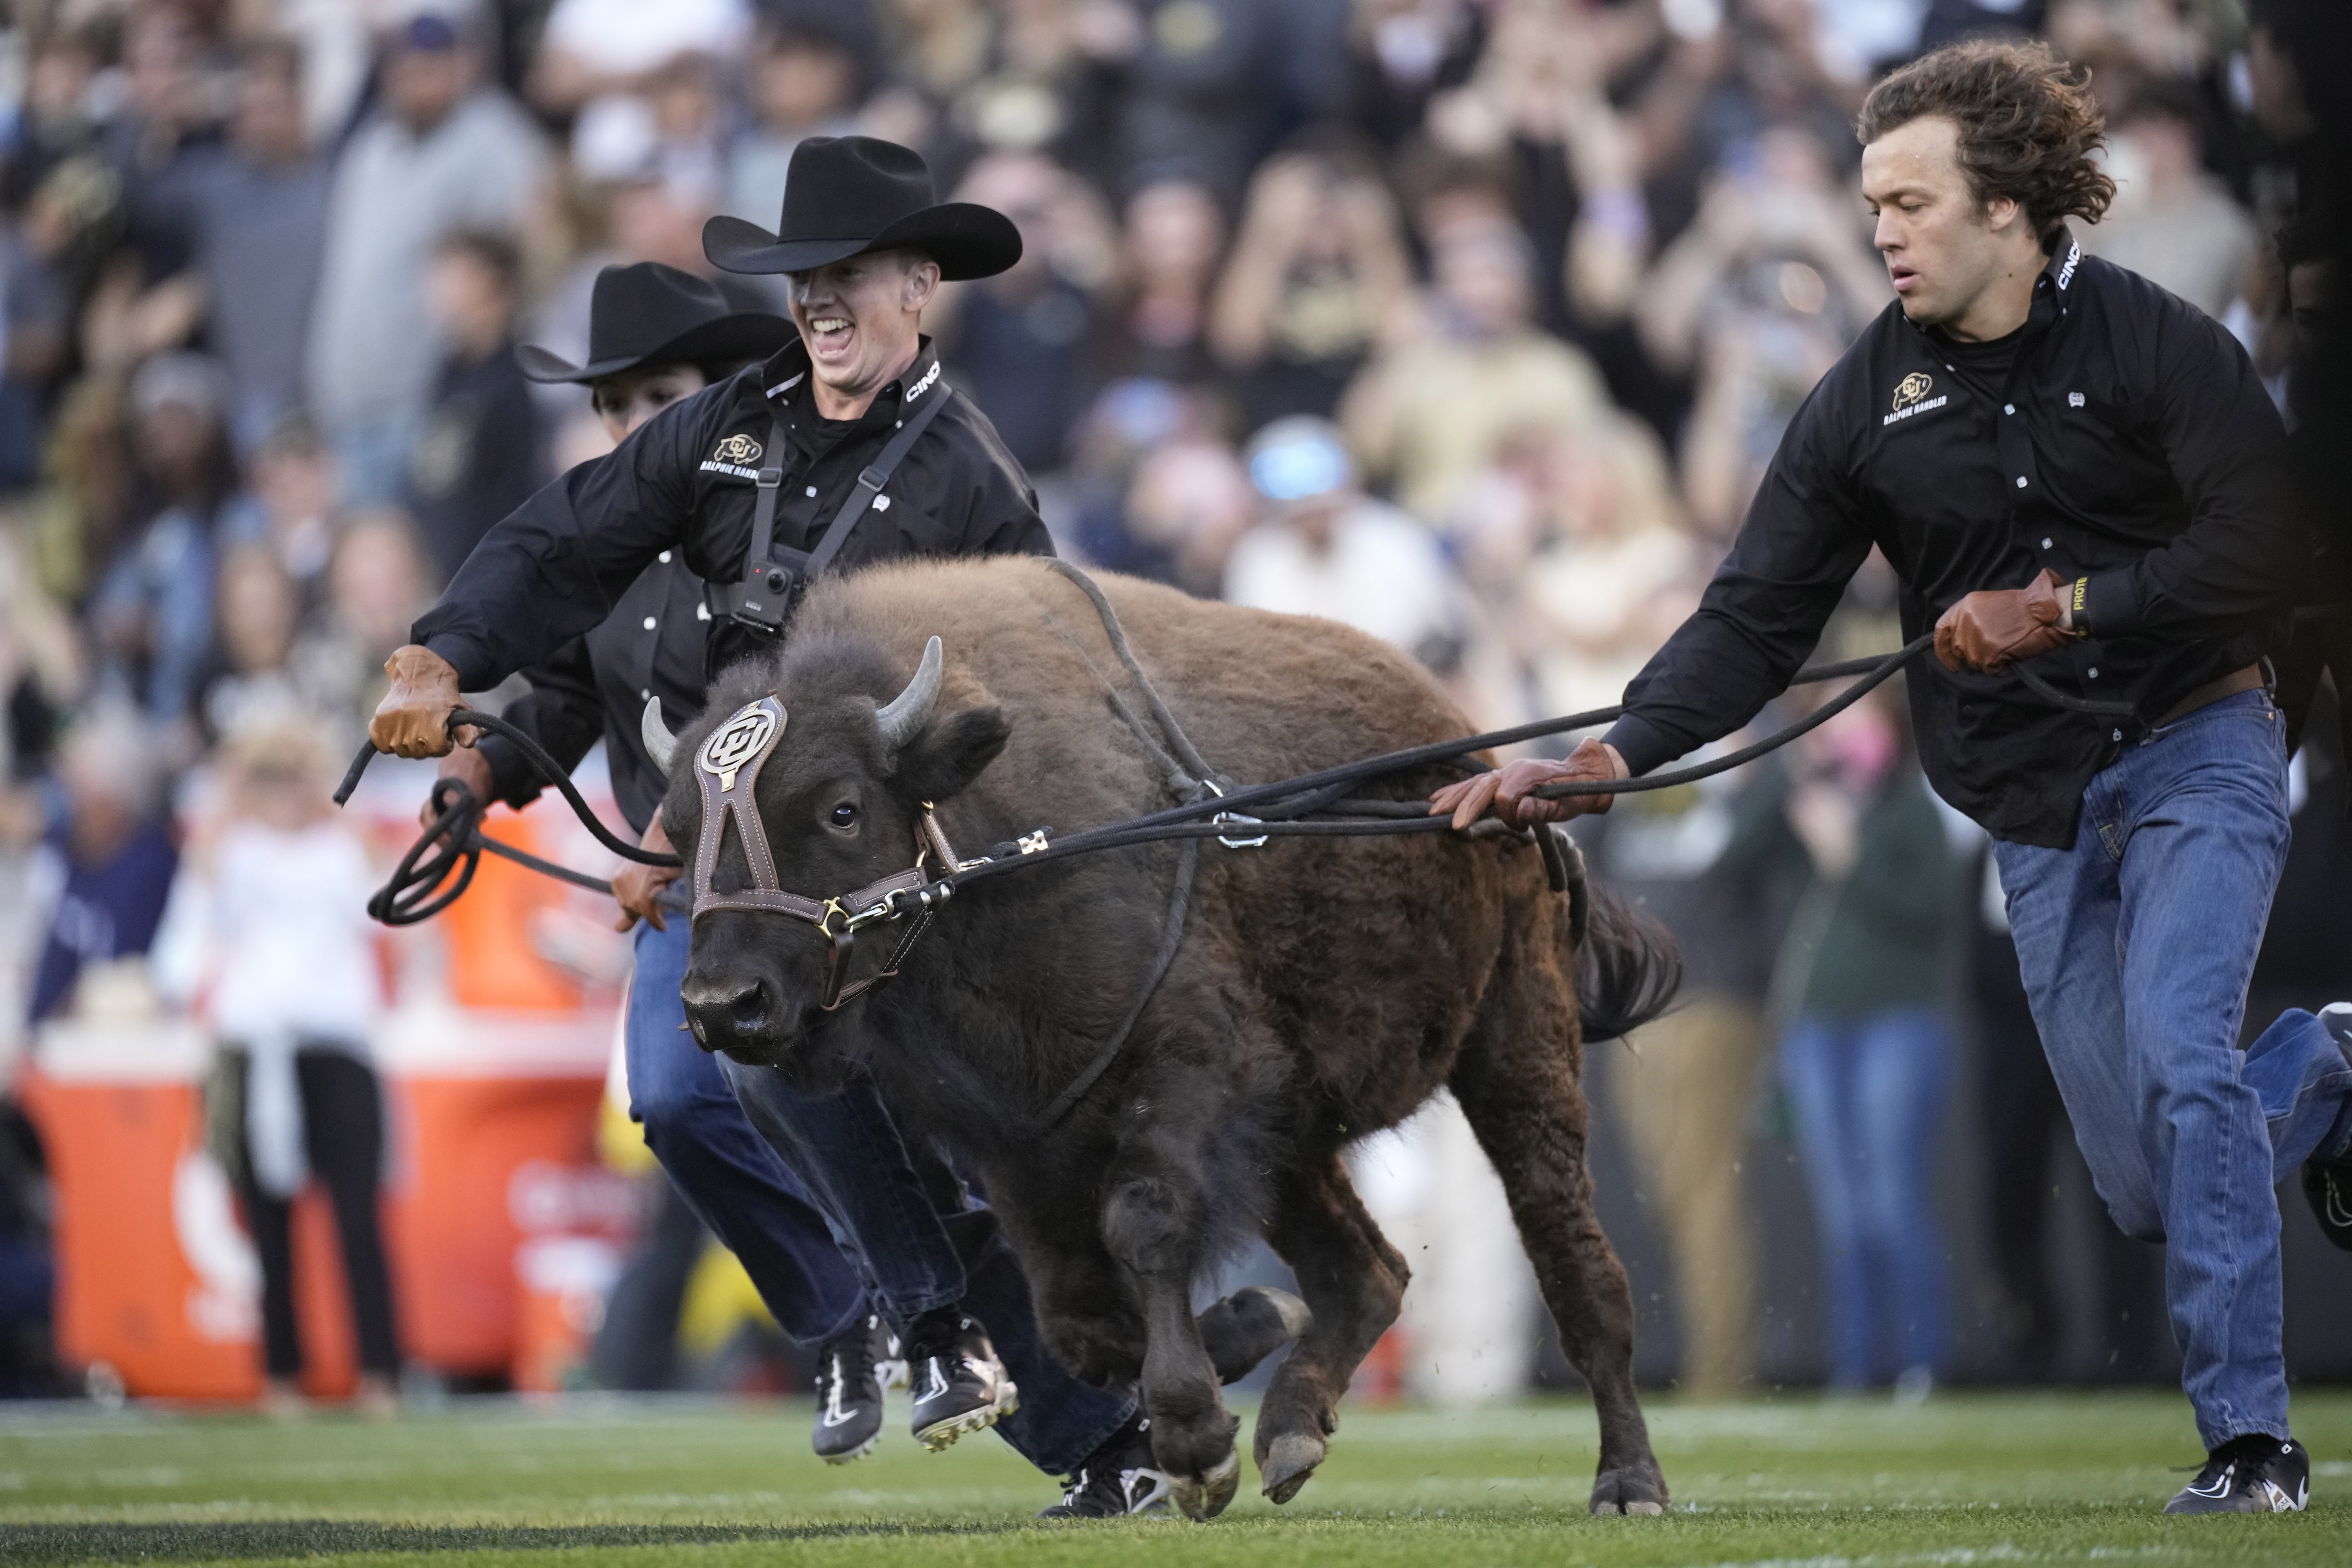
[
  {"xmin": 516, "ymin": 262, "xmax": 795, "ymax": 384},
  {"xmin": 702, "ymin": 135, "xmax": 1021, "ymax": 280}
]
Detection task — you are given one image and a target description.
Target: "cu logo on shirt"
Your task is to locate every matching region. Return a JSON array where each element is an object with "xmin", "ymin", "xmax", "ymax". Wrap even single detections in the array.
[
  {"xmin": 1891, "ymin": 372, "xmax": 1934, "ymax": 413},
  {"xmin": 713, "ymin": 433, "xmax": 764, "ymax": 466}
]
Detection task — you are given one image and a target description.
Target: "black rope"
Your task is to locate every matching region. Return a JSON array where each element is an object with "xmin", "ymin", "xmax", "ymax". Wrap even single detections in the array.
[
  {"xmin": 476, "ymin": 832, "xmax": 622, "ymax": 896},
  {"xmin": 914, "ymin": 637, "xmax": 1938, "ymax": 888},
  {"xmin": 1527, "ymin": 635, "xmax": 1933, "ymax": 799},
  {"xmin": 342, "ymin": 707, "xmax": 679, "ymax": 926},
  {"xmin": 1035, "ymin": 833, "xmax": 1201, "ymax": 1127},
  {"xmin": 363, "ymin": 776, "xmax": 623, "ymax": 927},
  {"xmin": 2014, "ymin": 662, "xmax": 2137, "ymax": 718},
  {"xmin": 339, "ymin": 630, "xmax": 2081, "ymax": 925},
  {"xmin": 366, "ymin": 777, "xmax": 485, "ymax": 926},
  {"xmin": 1043, "ymin": 559, "xmax": 1226, "ymax": 787},
  {"xmin": 337, "ymin": 708, "xmax": 682, "ymax": 856}
]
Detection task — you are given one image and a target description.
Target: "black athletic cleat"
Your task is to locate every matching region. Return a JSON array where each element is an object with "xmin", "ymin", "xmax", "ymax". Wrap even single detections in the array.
[
  {"xmin": 2301, "ymin": 1005, "xmax": 2352, "ymax": 1253},
  {"xmin": 1038, "ymin": 1414, "xmax": 1172, "ymax": 1518},
  {"xmin": 2307, "ymin": 1160, "xmax": 2352, "ymax": 1253},
  {"xmin": 811, "ymin": 1313, "xmax": 906, "ymax": 1464},
  {"xmin": 904, "ymin": 1308, "xmax": 1018, "ymax": 1452},
  {"xmin": 2163, "ymin": 1435, "xmax": 2310, "ymax": 1514}
]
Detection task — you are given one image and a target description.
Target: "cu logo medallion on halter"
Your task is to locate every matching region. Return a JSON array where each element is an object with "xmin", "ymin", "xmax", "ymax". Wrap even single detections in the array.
[{"xmin": 701, "ymin": 699, "xmax": 782, "ymax": 791}]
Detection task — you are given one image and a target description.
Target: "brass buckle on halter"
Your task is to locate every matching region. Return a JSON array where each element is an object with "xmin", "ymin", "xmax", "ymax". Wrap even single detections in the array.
[{"xmin": 818, "ymin": 897, "xmax": 853, "ymax": 941}]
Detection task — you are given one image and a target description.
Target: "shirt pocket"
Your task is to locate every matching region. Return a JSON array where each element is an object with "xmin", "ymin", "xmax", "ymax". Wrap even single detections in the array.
[{"xmin": 2054, "ymin": 391, "xmax": 2179, "ymax": 539}]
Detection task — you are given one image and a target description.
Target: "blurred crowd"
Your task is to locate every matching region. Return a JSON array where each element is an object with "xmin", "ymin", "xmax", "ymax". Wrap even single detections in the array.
[{"xmin": 0, "ymin": 0, "xmax": 2338, "ymax": 1401}]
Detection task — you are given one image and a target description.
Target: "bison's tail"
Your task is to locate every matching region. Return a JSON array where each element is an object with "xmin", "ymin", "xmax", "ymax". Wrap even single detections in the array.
[{"xmin": 1573, "ymin": 884, "xmax": 1681, "ymax": 1044}]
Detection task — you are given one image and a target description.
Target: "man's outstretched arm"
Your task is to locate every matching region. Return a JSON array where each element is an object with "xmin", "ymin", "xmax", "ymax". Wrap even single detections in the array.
[
  {"xmin": 370, "ymin": 393, "xmax": 708, "ymax": 757},
  {"xmin": 1433, "ymin": 391, "xmax": 1872, "ymax": 825}
]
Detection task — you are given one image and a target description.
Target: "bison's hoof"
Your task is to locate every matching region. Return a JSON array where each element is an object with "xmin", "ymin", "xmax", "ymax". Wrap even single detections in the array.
[
  {"xmin": 1198, "ymin": 1287, "xmax": 1314, "ymax": 1385},
  {"xmin": 1588, "ymin": 1465, "xmax": 1669, "ymax": 1516},
  {"xmin": 1259, "ymin": 1431, "xmax": 1326, "ymax": 1505},
  {"xmin": 1170, "ymin": 1452, "xmax": 1241, "ymax": 1521}
]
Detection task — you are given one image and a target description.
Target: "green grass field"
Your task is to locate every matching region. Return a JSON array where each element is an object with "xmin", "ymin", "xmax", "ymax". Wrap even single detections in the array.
[{"xmin": 3, "ymin": 1390, "xmax": 2347, "ymax": 1567}]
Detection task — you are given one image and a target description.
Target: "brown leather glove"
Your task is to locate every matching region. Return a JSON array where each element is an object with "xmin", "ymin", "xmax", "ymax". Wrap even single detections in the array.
[
  {"xmin": 1428, "ymin": 737, "xmax": 1628, "ymax": 830},
  {"xmin": 1934, "ymin": 568, "xmax": 2077, "ymax": 674},
  {"xmin": 612, "ymin": 817, "xmax": 683, "ymax": 932},
  {"xmin": 369, "ymin": 645, "xmax": 467, "ymax": 758}
]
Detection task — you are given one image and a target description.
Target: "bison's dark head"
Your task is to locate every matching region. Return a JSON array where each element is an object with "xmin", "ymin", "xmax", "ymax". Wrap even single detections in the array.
[{"xmin": 653, "ymin": 636, "xmax": 1008, "ymax": 1087}]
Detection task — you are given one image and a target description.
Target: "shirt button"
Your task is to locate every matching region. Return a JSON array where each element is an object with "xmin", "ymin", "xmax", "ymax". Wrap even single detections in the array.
[
  {"xmin": 2088, "ymin": 668, "xmax": 2099, "ymax": 678},
  {"xmin": 2016, "ymin": 476, "xmax": 2029, "ymax": 488},
  {"xmin": 640, "ymin": 688, "xmax": 651, "ymax": 701},
  {"xmin": 643, "ymin": 616, "xmax": 657, "ymax": 631},
  {"xmin": 2004, "ymin": 404, "xmax": 2015, "ymax": 415},
  {"xmin": 658, "ymin": 550, "xmax": 672, "ymax": 563},
  {"xmin": 2040, "ymin": 537, "xmax": 2053, "ymax": 548},
  {"xmin": 2112, "ymin": 729, "xmax": 2123, "ymax": 742},
  {"xmin": 805, "ymin": 485, "xmax": 818, "ymax": 497}
]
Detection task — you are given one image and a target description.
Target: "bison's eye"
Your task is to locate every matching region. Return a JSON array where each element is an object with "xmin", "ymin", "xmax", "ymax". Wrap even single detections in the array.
[{"xmin": 829, "ymin": 802, "xmax": 860, "ymax": 829}]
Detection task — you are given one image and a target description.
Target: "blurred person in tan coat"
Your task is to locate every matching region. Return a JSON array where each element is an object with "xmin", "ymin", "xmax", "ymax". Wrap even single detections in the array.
[
  {"xmin": 1450, "ymin": 410, "xmax": 1696, "ymax": 721},
  {"xmin": 2076, "ymin": 80, "xmax": 2257, "ymax": 322},
  {"xmin": 1341, "ymin": 219, "xmax": 1608, "ymax": 524}
]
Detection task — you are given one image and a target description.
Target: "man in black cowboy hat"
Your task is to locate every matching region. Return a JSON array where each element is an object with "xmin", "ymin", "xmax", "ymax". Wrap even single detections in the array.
[
  {"xmin": 370, "ymin": 139, "xmax": 1238, "ymax": 1516},
  {"xmin": 433, "ymin": 260, "xmax": 912, "ymax": 1460}
]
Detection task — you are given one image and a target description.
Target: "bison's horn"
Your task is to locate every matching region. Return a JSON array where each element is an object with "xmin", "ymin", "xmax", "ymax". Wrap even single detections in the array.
[
  {"xmin": 875, "ymin": 636, "xmax": 944, "ymax": 750},
  {"xmin": 642, "ymin": 696, "xmax": 680, "ymax": 772}
]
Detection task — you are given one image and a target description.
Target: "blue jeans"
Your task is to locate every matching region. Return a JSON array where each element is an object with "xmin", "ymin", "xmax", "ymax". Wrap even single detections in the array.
[
  {"xmin": 627, "ymin": 918, "xmax": 865, "ymax": 1345},
  {"xmin": 1994, "ymin": 689, "xmax": 2352, "ymax": 1449},
  {"xmin": 723, "ymin": 1055, "xmax": 1139, "ymax": 1476},
  {"xmin": 1780, "ymin": 1007, "xmax": 1950, "ymax": 1387}
]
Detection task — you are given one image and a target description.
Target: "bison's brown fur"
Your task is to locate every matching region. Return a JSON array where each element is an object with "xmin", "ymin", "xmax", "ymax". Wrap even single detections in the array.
[{"xmin": 668, "ymin": 556, "xmax": 1672, "ymax": 1517}]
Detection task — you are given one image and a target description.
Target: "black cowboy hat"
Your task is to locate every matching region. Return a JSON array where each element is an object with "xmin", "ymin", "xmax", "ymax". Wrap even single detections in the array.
[
  {"xmin": 515, "ymin": 262, "xmax": 795, "ymax": 384},
  {"xmin": 702, "ymin": 135, "xmax": 1022, "ymax": 281}
]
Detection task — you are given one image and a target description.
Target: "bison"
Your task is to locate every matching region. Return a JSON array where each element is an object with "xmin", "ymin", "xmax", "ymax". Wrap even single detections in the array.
[{"xmin": 658, "ymin": 555, "xmax": 1676, "ymax": 1518}]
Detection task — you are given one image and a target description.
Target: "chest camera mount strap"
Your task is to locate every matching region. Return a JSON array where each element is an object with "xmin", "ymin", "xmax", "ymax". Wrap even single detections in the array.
[{"xmin": 707, "ymin": 382, "xmax": 956, "ymax": 635}]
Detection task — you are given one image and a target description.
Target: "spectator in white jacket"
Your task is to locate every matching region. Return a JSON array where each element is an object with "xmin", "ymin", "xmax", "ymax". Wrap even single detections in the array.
[{"xmin": 155, "ymin": 714, "xmax": 399, "ymax": 1413}]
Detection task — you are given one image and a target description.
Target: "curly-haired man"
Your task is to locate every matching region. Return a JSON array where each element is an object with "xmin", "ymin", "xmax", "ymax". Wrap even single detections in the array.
[{"xmin": 1438, "ymin": 39, "xmax": 2349, "ymax": 1513}]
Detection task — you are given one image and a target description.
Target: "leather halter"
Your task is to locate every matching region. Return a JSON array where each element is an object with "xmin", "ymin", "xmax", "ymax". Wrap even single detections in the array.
[{"xmin": 688, "ymin": 694, "xmax": 974, "ymax": 1010}]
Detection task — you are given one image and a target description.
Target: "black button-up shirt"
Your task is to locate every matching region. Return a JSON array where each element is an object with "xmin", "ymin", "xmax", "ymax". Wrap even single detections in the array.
[
  {"xmin": 418, "ymin": 335, "xmax": 1051, "ymax": 831},
  {"xmin": 415, "ymin": 334, "xmax": 1050, "ymax": 694},
  {"xmin": 1605, "ymin": 234, "xmax": 2310, "ymax": 847}
]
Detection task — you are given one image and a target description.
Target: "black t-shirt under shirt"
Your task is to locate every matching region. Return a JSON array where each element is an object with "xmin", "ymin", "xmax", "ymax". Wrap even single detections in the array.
[{"xmin": 1930, "ymin": 322, "xmax": 2025, "ymax": 400}]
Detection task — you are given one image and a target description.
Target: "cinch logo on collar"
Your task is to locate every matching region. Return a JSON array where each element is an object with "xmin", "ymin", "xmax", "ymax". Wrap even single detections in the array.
[
  {"xmin": 1883, "ymin": 371, "xmax": 1947, "ymax": 428},
  {"xmin": 2057, "ymin": 240, "xmax": 2079, "ymax": 291},
  {"xmin": 903, "ymin": 360, "xmax": 942, "ymax": 403}
]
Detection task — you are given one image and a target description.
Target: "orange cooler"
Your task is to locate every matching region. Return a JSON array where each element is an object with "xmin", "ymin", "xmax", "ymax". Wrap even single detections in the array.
[{"xmin": 23, "ymin": 789, "xmax": 632, "ymax": 1400}]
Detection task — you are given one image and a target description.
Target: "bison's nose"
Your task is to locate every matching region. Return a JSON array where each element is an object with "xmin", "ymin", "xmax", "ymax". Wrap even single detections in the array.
[{"xmin": 681, "ymin": 973, "xmax": 774, "ymax": 1051}]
